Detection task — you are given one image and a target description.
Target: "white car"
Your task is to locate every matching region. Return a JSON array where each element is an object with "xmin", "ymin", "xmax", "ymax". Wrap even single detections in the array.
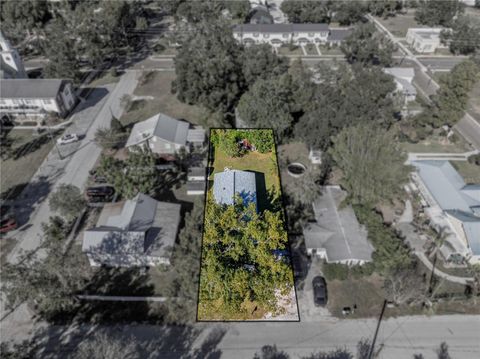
[{"xmin": 57, "ymin": 133, "xmax": 79, "ymax": 145}]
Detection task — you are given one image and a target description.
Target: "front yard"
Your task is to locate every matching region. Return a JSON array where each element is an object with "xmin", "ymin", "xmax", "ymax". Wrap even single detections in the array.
[
  {"xmin": 1, "ymin": 129, "xmax": 59, "ymax": 199},
  {"xmin": 400, "ymin": 129, "xmax": 473, "ymax": 153},
  {"xmin": 450, "ymin": 160, "xmax": 480, "ymax": 184},
  {"xmin": 120, "ymin": 71, "xmax": 207, "ymax": 127},
  {"xmin": 375, "ymin": 10, "xmax": 423, "ymax": 38}
]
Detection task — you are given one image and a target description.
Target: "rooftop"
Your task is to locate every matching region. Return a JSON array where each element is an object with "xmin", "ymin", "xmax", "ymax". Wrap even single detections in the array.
[
  {"xmin": 0, "ymin": 79, "xmax": 68, "ymax": 99},
  {"xmin": 213, "ymin": 169, "xmax": 257, "ymax": 208},
  {"xmin": 233, "ymin": 23, "xmax": 329, "ymax": 33},
  {"xmin": 303, "ymin": 186, "xmax": 373, "ymax": 263}
]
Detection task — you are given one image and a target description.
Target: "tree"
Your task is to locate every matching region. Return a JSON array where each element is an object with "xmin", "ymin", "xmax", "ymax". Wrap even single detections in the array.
[
  {"xmin": 43, "ymin": 18, "xmax": 81, "ymax": 81},
  {"xmin": 283, "ymin": 167, "xmax": 322, "ymax": 205},
  {"xmin": 330, "ymin": 125, "xmax": 409, "ymax": 206},
  {"xmin": 75, "ymin": 333, "xmax": 139, "ymax": 359},
  {"xmin": 436, "ymin": 342, "xmax": 451, "ymax": 359},
  {"xmin": 49, "ymin": 184, "xmax": 86, "ymax": 221},
  {"xmin": 341, "ymin": 22, "xmax": 396, "ymax": 66},
  {"xmin": 242, "ymin": 45, "xmax": 289, "ymax": 87},
  {"xmin": 441, "ymin": 15, "xmax": 480, "ymax": 55},
  {"xmin": 415, "ymin": 0, "xmax": 463, "ymax": 27},
  {"xmin": 1, "ymin": 217, "xmax": 89, "ymax": 320},
  {"xmin": 333, "ymin": 1, "xmax": 369, "ymax": 25},
  {"xmin": 253, "ymin": 345, "xmax": 290, "ymax": 359},
  {"xmin": 96, "ymin": 148, "xmax": 159, "ymax": 199},
  {"xmin": 384, "ymin": 264, "xmax": 427, "ymax": 305},
  {"xmin": 368, "ymin": 0, "xmax": 403, "ymax": 18},
  {"xmin": 237, "ymin": 74, "xmax": 298, "ymax": 140},
  {"xmin": 94, "ymin": 127, "xmax": 125, "ymax": 150},
  {"xmin": 280, "ymin": 0, "xmax": 331, "ymax": 23},
  {"xmin": 173, "ymin": 20, "xmax": 244, "ymax": 112}
]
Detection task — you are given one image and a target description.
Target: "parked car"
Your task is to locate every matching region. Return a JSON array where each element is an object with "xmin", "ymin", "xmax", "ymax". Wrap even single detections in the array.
[
  {"xmin": 57, "ymin": 133, "xmax": 79, "ymax": 145},
  {"xmin": 1, "ymin": 205, "xmax": 17, "ymax": 233},
  {"xmin": 86, "ymin": 186, "xmax": 114, "ymax": 198},
  {"xmin": 89, "ymin": 170, "xmax": 107, "ymax": 183},
  {"xmin": 312, "ymin": 276, "xmax": 327, "ymax": 306}
]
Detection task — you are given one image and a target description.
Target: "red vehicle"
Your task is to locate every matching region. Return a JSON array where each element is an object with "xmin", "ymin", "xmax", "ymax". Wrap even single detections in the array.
[{"xmin": 1, "ymin": 204, "xmax": 17, "ymax": 233}]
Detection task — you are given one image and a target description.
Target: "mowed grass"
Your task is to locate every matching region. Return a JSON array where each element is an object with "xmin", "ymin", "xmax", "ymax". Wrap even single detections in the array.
[
  {"xmin": 1, "ymin": 129, "xmax": 57, "ymax": 199},
  {"xmin": 211, "ymin": 147, "xmax": 280, "ymax": 193},
  {"xmin": 375, "ymin": 10, "xmax": 423, "ymax": 37},
  {"xmin": 120, "ymin": 71, "xmax": 207, "ymax": 127},
  {"xmin": 400, "ymin": 130, "xmax": 472, "ymax": 153},
  {"xmin": 451, "ymin": 160, "xmax": 480, "ymax": 184}
]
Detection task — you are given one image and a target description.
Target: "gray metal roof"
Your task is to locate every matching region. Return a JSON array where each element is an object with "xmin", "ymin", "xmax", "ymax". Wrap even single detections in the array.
[
  {"xmin": 233, "ymin": 23, "xmax": 329, "ymax": 34},
  {"xmin": 0, "ymin": 79, "xmax": 67, "ymax": 99},
  {"xmin": 188, "ymin": 167, "xmax": 206, "ymax": 178},
  {"xmin": 412, "ymin": 161, "xmax": 480, "ymax": 212},
  {"xmin": 187, "ymin": 181, "xmax": 206, "ymax": 192},
  {"xmin": 83, "ymin": 193, "xmax": 181, "ymax": 260},
  {"xmin": 126, "ymin": 113, "xmax": 189, "ymax": 148},
  {"xmin": 327, "ymin": 28, "xmax": 352, "ymax": 42},
  {"xmin": 187, "ymin": 128, "xmax": 206, "ymax": 143},
  {"xmin": 213, "ymin": 170, "xmax": 257, "ymax": 208},
  {"xmin": 303, "ymin": 186, "xmax": 373, "ymax": 263},
  {"xmin": 445, "ymin": 210, "xmax": 480, "ymax": 255}
]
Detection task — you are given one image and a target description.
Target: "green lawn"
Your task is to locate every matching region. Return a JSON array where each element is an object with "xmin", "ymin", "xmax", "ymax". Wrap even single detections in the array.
[
  {"xmin": 400, "ymin": 131, "xmax": 472, "ymax": 154},
  {"xmin": 278, "ymin": 45, "xmax": 303, "ymax": 56},
  {"xmin": 467, "ymin": 79, "xmax": 480, "ymax": 123},
  {"xmin": 375, "ymin": 10, "xmax": 423, "ymax": 38},
  {"xmin": 120, "ymin": 71, "xmax": 207, "ymax": 127},
  {"xmin": 1, "ymin": 129, "xmax": 59, "ymax": 199},
  {"xmin": 450, "ymin": 161, "xmax": 480, "ymax": 184},
  {"xmin": 317, "ymin": 45, "xmax": 343, "ymax": 55},
  {"xmin": 89, "ymin": 70, "xmax": 121, "ymax": 87}
]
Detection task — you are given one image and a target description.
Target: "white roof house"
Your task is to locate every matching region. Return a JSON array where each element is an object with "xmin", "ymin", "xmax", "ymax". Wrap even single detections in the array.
[
  {"xmin": 303, "ymin": 186, "xmax": 374, "ymax": 266},
  {"xmin": 213, "ymin": 169, "xmax": 257, "ymax": 210},
  {"xmin": 82, "ymin": 193, "xmax": 181, "ymax": 267},
  {"xmin": 406, "ymin": 28, "xmax": 449, "ymax": 53},
  {"xmin": 125, "ymin": 113, "xmax": 205, "ymax": 155},
  {"xmin": 412, "ymin": 160, "xmax": 480, "ymax": 263},
  {"xmin": 384, "ymin": 67, "xmax": 417, "ymax": 103}
]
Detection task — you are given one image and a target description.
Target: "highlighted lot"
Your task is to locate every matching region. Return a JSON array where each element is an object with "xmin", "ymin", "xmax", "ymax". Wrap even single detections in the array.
[{"xmin": 197, "ymin": 129, "xmax": 298, "ymax": 321}]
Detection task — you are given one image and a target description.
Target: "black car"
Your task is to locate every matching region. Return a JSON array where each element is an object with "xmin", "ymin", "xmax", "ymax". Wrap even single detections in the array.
[
  {"xmin": 86, "ymin": 186, "xmax": 114, "ymax": 198},
  {"xmin": 312, "ymin": 276, "xmax": 327, "ymax": 306}
]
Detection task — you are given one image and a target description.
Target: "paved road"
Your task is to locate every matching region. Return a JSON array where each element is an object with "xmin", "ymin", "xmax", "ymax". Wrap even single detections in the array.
[
  {"xmin": 4, "ymin": 315, "xmax": 479, "ymax": 358},
  {"xmin": 418, "ymin": 57, "xmax": 467, "ymax": 71},
  {"xmin": 455, "ymin": 114, "xmax": 480, "ymax": 150}
]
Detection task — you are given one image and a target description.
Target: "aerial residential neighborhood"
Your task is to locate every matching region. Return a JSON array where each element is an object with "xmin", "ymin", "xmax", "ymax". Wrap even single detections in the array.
[{"xmin": 1, "ymin": 0, "xmax": 480, "ymax": 358}]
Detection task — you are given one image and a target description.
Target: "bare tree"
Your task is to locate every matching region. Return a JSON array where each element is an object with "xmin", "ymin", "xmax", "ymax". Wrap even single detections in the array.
[{"xmin": 384, "ymin": 266, "xmax": 427, "ymax": 305}]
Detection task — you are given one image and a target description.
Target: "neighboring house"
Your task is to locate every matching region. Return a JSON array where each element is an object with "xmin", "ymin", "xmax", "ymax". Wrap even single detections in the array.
[
  {"xmin": 233, "ymin": 23, "xmax": 330, "ymax": 47},
  {"xmin": 412, "ymin": 160, "xmax": 480, "ymax": 264},
  {"xmin": 303, "ymin": 186, "xmax": 373, "ymax": 266},
  {"xmin": 248, "ymin": 5, "xmax": 274, "ymax": 24},
  {"xmin": 309, "ymin": 148, "xmax": 322, "ymax": 165},
  {"xmin": 0, "ymin": 31, "xmax": 26, "ymax": 79},
  {"xmin": 125, "ymin": 113, "xmax": 204, "ymax": 156},
  {"xmin": 384, "ymin": 67, "xmax": 417, "ymax": 103},
  {"xmin": 0, "ymin": 79, "xmax": 77, "ymax": 120},
  {"xmin": 213, "ymin": 169, "xmax": 257, "ymax": 210},
  {"xmin": 326, "ymin": 28, "xmax": 352, "ymax": 46},
  {"xmin": 82, "ymin": 193, "xmax": 181, "ymax": 267},
  {"xmin": 406, "ymin": 28, "xmax": 449, "ymax": 53}
]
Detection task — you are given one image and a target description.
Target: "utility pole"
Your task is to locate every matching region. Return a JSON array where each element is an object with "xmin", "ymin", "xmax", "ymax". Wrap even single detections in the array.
[
  {"xmin": 368, "ymin": 299, "xmax": 387, "ymax": 359},
  {"xmin": 45, "ymin": 125, "xmax": 63, "ymax": 160}
]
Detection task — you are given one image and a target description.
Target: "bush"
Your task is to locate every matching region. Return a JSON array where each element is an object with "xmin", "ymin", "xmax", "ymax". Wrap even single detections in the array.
[
  {"xmin": 322, "ymin": 263, "xmax": 349, "ymax": 281},
  {"xmin": 109, "ymin": 67, "xmax": 118, "ymax": 77},
  {"xmin": 350, "ymin": 263, "xmax": 375, "ymax": 279},
  {"xmin": 468, "ymin": 153, "xmax": 480, "ymax": 166}
]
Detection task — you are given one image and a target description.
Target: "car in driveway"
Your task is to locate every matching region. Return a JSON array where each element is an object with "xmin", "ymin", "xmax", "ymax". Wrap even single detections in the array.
[
  {"xmin": 86, "ymin": 186, "xmax": 115, "ymax": 202},
  {"xmin": 312, "ymin": 276, "xmax": 327, "ymax": 306},
  {"xmin": 57, "ymin": 133, "xmax": 79, "ymax": 145}
]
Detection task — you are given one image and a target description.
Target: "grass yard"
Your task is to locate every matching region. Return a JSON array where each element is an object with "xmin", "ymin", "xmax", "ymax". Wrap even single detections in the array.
[
  {"xmin": 88, "ymin": 70, "xmax": 121, "ymax": 87},
  {"xmin": 375, "ymin": 10, "xmax": 423, "ymax": 38},
  {"xmin": 120, "ymin": 71, "xmax": 207, "ymax": 127},
  {"xmin": 304, "ymin": 44, "xmax": 319, "ymax": 56},
  {"xmin": 1, "ymin": 129, "xmax": 58, "ymax": 199},
  {"xmin": 467, "ymin": 79, "xmax": 480, "ymax": 123},
  {"xmin": 400, "ymin": 130, "xmax": 472, "ymax": 154},
  {"xmin": 278, "ymin": 45, "xmax": 303, "ymax": 56},
  {"xmin": 450, "ymin": 160, "xmax": 480, "ymax": 184},
  {"xmin": 317, "ymin": 45, "xmax": 343, "ymax": 56}
]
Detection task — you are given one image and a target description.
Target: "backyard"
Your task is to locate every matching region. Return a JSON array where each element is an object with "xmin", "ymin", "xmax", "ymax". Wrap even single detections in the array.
[
  {"xmin": 375, "ymin": 10, "xmax": 424, "ymax": 38},
  {"xmin": 1, "ymin": 129, "xmax": 58, "ymax": 200},
  {"xmin": 119, "ymin": 71, "xmax": 207, "ymax": 128},
  {"xmin": 198, "ymin": 129, "xmax": 297, "ymax": 321}
]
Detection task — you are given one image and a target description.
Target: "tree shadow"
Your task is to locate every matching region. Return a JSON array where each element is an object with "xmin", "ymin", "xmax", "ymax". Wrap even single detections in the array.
[{"xmin": 71, "ymin": 87, "xmax": 110, "ymax": 115}]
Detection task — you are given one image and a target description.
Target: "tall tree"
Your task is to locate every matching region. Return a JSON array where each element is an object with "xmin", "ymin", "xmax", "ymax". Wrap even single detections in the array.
[
  {"xmin": 280, "ymin": 0, "xmax": 331, "ymax": 23},
  {"xmin": 49, "ymin": 184, "xmax": 86, "ymax": 221},
  {"xmin": 441, "ymin": 15, "xmax": 480, "ymax": 55},
  {"xmin": 173, "ymin": 21, "xmax": 244, "ymax": 112},
  {"xmin": 341, "ymin": 22, "xmax": 396, "ymax": 66},
  {"xmin": 242, "ymin": 45, "xmax": 289, "ymax": 88},
  {"xmin": 368, "ymin": 0, "xmax": 403, "ymax": 18},
  {"xmin": 330, "ymin": 125, "xmax": 409, "ymax": 206},
  {"xmin": 415, "ymin": 0, "xmax": 463, "ymax": 27},
  {"xmin": 75, "ymin": 333, "xmax": 139, "ymax": 359}
]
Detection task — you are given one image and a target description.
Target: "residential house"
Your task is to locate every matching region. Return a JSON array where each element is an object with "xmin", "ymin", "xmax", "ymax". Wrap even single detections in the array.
[
  {"xmin": 406, "ymin": 28, "xmax": 449, "ymax": 53},
  {"xmin": 384, "ymin": 67, "xmax": 417, "ymax": 103},
  {"xmin": 412, "ymin": 160, "xmax": 480, "ymax": 264},
  {"xmin": 213, "ymin": 169, "xmax": 257, "ymax": 210},
  {"xmin": 125, "ymin": 113, "xmax": 204, "ymax": 156},
  {"xmin": 326, "ymin": 28, "xmax": 352, "ymax": 46},
  {"xmin": 303, "ymin": 186, "xmax": 373, "ymax": 266},
  {"xmin": 82, "ymin": 193, "xmax": 181, "ymax": 267},
  {"xmin": 233, "ymin": 23, "xmax": 330, "ymax": 47},
  {"xmin": 0, "ymin": 31, "xmax": 26, "ymax": 79},
  {"xmin": 0, "ymin": 79, "xmax": 77, "ymax": 120}
]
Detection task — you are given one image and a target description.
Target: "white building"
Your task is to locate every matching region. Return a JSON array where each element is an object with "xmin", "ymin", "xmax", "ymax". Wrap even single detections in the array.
[
  {"xmin": 0, "ymin": 79, "xmax": 77, "ymax": 120},
  {"xmin": 406, "ymin": 28, "xmax": 449, "ymax": 54},
  {"xmin": 233, "ymin": 23, "xmax": 331, "ymax": 47},
  {"xmin": 0, "ymin": 31, "xmax": 26, "ymax": 79},
  {"xmin": 384, "ymin": 67, "xmax": 417, "ymax": 103}
]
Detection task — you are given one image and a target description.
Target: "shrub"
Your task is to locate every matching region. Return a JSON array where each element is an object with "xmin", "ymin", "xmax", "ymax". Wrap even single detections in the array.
[
  {"xmin": 322, "ymin": 263, "xmax": 349, "ymax": 281},
  {"xmin": 468, "ymin": 153, "xmax": 480, "ymax": 166}
]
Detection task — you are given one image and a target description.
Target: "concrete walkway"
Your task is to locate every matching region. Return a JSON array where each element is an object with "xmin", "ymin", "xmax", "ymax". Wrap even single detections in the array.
[
  {"xmin": 76, "ymin": 295, "xmax": 175, "ymax": 302},
  {"xmin": 415, "ymin": 252, "xmax": 473, "ymax": 285},
  {"xmin": 407, "ymin": 150, "xmax": 479, "ymax": 163}
]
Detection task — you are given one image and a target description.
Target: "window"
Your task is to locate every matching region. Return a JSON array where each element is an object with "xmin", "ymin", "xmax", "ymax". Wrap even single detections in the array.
[
  {"xmin": 0, "ymin": 99, "xmax": 5, "ymax": 105},
  {"xmin": 149, "ymin": 143, "xmax": 154, "ymax": 149},
  {"xmin": 42, "ymin": 99, "xmax": 52, "ymax": 105},
  {"xmin": 263, "ymin": 34, "xmax": 270, "ymax": 38},
  {"xmin": 308, "ymin": 33, "xmax": 314, "ymax": 37},
  {"xmin": 282, "ymin": 33, "xmax": 289, "ymax": 38},
  {"xmin": 253, "ymin": 32, "xmax": 259, "ymax": 38},
  {"xmin": 64, "ymin": 87, "xmax": 70, "ymax": 95},
  {"xmin": 165, "ymin": 143, "xmax": 171, "ymax": 149}
]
